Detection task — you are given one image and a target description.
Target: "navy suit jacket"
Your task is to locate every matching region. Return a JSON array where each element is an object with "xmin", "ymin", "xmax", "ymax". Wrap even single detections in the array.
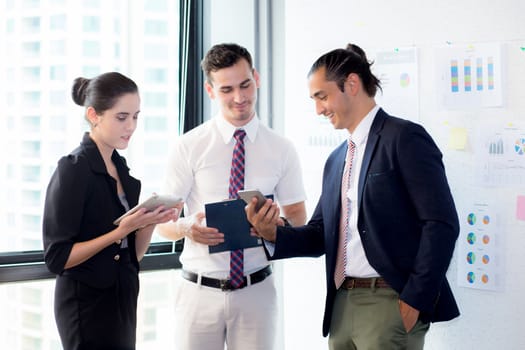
[{"xmin": 271, "ymin": 109, "xmax": 460, "ymax": 336}]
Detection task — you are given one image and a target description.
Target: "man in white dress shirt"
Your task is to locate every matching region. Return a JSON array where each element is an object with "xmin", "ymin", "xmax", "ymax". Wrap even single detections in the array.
[{"xmin": 159, "ymin": 43, "xmax": 307, "ymax": 350}]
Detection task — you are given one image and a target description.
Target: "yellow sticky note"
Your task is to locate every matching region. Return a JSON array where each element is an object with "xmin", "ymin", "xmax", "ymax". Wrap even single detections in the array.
[{"xmin": 448, "ymin": 127, "xmax": 467, "ymax": 150}]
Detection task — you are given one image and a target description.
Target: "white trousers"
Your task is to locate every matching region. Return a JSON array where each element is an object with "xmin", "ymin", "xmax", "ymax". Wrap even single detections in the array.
[{"xmin": 173, "ymin": 272, "xmax": 278, "ymax": 350}]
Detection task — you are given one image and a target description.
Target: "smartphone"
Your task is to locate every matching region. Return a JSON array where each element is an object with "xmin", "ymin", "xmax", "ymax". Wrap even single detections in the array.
[
  {"xmin": 113, "ymin": 194, "xmax": 183, "ymax": 225},
  {"xmin": 237, "ymin": 189, "xmax": 268, "ymax": 211}
]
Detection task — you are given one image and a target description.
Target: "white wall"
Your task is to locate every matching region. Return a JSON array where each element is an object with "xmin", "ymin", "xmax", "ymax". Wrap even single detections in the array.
[{"xmin": 281, "ymin": 0, "xmax": 525, "ymax": 349}]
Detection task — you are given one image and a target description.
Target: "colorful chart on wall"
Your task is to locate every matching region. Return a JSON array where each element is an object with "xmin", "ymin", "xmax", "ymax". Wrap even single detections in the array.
[
  {"xmin": 457, "ymin": 201, "xmax": 502, "ymax": 291},
  {"xmin": 372, "ymin": 47, "xmax": 419, "ymax": 122},
  {"xmin": 474, "ymin": 122, "xmax": 525, "ymax": 187},
  {"xmin": 435, "ymin": 43, "xmax": 503, "ymax": 109}
]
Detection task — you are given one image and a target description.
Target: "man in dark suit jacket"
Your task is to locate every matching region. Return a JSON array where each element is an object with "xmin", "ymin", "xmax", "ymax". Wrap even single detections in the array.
[{"xmin": 246, "ymin": 44, "xmax": 460, "ymax": 350}]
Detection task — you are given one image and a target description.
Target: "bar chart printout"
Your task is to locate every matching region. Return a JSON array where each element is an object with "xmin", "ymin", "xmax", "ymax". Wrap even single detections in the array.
[{"xmin": 437, "ymin": 43, "xmax": 503, "ymax": 109}]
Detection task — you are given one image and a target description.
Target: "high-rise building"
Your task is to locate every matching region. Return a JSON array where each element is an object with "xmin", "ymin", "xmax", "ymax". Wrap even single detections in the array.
[{"xmin": 0, "ymin": 1, "xmax": 181, "ymax": 348}]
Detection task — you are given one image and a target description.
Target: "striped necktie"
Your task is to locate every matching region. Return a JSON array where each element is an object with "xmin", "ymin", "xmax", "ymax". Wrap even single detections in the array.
[
  {"xmin": 229, "ymin": 129, "xmax": 246, "ymax": 289},
  {"xmin": 334, "ymin": 139, "xmax": 355, "ymax": 289}
]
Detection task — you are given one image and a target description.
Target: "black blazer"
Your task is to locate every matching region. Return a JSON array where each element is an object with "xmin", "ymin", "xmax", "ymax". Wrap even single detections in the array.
[
  {"xmin": 271, "ymin": 109, "xmax": 460, "ymax": 336},
  {"xmin": 43, "ymin": 133, "xmax": 141, "ymax": 288}
]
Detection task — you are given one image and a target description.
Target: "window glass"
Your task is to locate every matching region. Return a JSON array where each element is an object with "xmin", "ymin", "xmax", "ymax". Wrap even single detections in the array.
[
  {"xmin": 0, "ymin": 2, "xmax": 182, "ymax": 238},
  {"xmin": 21, "ymin": 116, "xmax": 40, "ymax": 132},
  {"xmin": 0, "ymin": 3, "xmax": 181, "ymax": 347},
  {"xmin": 144, "ymin": 115, "xmax": 168, "ymax": 131},
  {"xmin": 50, "ymin": 14, "xmax": 66, "ymax": 30},
  {"xmin": 50, "ymin": 65, "xmax": 67, "ymax": 81},
  {"xmin": 22, "ymin": 67, "xmax": 41, "ymax": 83},
  {"xmin": 144, "ymin": 0, "xmax": 167, "ymax": 11},
  {"xmin": 82, "ymin": 40, "xmax": 101, "ymax": 57},
  {"xmin": 22, "ymin": 17, "xmax": 40, "ymax": 33},
  {"xmin": 83, "ymin": 16, "xmax": 100, "ymax": 32},
  {"xmin": 144, "ymin": 20, "xmax": 168, "ymax": 35},
  {"xmin": 0, "ymin": 270, "xmax": 181, "ymax": 348}
]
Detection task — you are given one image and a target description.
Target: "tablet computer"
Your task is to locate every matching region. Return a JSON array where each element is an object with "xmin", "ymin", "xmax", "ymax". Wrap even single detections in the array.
[{"xmin": 113, "ymin": 194, "xmax": 183, "ymax": 225}]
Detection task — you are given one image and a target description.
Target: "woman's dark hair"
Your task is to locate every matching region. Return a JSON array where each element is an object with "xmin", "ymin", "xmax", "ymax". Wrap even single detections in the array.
[
  {"xmin": 308, "ymin": 43, "xmax": 382, "ymax": 97},
  {"xmin": 201, "ymin": 43, "xmax": 253, "ymax": 85},
  {"xmin": 71, "ymin": 72, "xmax": 138, "ymax": 114}
]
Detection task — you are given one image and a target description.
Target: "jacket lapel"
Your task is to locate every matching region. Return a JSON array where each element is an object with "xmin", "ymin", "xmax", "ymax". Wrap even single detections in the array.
[{"xmin": 358, "ymin": 109, "xmax": 386, "ymax": 208}]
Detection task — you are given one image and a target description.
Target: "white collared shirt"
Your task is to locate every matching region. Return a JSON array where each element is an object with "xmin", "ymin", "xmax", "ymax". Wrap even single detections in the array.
[
  {"xmin": 164, "ymin": 113, "xmax": 306, "ymax": 278},
  {"xmin": 345, "ymin": 105, "xmax": 381, "ymax": 278}
]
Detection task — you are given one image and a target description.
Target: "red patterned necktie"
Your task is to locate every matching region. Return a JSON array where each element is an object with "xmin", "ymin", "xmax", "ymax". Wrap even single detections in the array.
[
  {"xmin": 229, "ymin": 129, "xmax": 247, "ymax": 289},
  {"xmin": 334, "ymin": 139, "xmax": 356, "ymax": 289}
]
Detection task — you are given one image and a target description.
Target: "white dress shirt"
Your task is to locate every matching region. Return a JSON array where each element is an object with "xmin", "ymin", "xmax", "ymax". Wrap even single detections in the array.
[
  {"xmin": 345, "ymin": 105, "xmax": 381, "ymax": 278},
  {"xmin": 164, "ymin": 113, "xmax": 306, "ymax": 278}
]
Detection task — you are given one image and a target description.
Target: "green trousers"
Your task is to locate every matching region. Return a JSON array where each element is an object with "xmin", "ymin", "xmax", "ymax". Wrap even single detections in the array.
[{"xmin": 328, "ymin": 286, "xmax": 430, "ymax": 350}]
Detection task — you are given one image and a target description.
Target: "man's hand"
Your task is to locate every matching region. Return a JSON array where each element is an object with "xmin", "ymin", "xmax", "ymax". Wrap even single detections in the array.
[
  {"xmin": 399, "ymin": 300, "xmax": 420, "ymax": 332},
  {"xmin": 180, "ymin": 212, "xmax": 224, "ymax": 246},
  {"xmin": 245, "ymin": 197, "xmax": 280, "ymax": 242}
]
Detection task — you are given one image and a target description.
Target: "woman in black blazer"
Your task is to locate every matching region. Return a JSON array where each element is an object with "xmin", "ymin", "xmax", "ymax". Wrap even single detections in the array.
[{"xmin": 43, "ymin": 72, "xmax": 180, "ymax": 350}]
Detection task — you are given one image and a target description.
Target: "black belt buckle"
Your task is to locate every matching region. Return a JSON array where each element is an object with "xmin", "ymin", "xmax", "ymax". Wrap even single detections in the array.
[{"xmin": 220, "ymin": 279, "xmax": 232, "ymax": 291}]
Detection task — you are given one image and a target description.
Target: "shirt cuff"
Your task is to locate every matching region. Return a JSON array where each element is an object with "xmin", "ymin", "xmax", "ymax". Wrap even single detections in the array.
[{"xmin": 263, "ymin": 239, "xmax": 276, "ymax": 257}]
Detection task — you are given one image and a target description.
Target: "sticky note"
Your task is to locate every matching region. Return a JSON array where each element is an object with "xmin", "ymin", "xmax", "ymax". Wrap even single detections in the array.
[
  {"xmin": 448, "ymin": 127, "xmax": 467, "ymax": 150},
  {"xmin": 516, "ymin": 195, "xmax": 525, "ymax": 221}
]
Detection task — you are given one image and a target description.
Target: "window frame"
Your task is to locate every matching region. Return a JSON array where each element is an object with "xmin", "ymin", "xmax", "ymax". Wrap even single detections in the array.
[{"xmin": 0, "ymin": 0, "xmax": 204, "ymax": 284}]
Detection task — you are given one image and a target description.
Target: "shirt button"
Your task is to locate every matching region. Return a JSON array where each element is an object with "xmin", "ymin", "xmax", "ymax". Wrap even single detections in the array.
[
  {"xmin": 115, "ymin": 239, "xmax": 122, "ymax": 245},
  {"xmin": 114, "ymin": 254, "xmax": 120, "ymax": 261}
]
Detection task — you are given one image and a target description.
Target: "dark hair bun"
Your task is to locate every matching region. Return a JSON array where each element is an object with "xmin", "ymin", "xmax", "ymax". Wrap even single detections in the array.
[
  {"xmin": 71, "ymin": 77, "xmax": 90, "ymax": 106},
  {"xmin": 345, "ymin": 43, "xmax": 368, "ymax": 62}
]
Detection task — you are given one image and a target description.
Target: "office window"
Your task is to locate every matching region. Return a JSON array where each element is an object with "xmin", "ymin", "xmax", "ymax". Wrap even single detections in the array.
[
  {"xmin": 49, "ymin": 0, "xmax": 66, "ymax": 6},
  {"xmin": 144, "ymin": 92, "xmax": 168, "ymax": 107},
  {"xmin": 22, "ymin": 311, "xmax": 42, "ymax": 330},
  {"xmin": 0, "ymin": 1, "xmax": 185, "ymax": 348},
  {"xmin": 48, "ymin": 115, "xmax": 67, "ymax": 131},
  {"xmin": 114, "ymin": 42, "xmax": 120, "ymax": 58},
  {"xmin": 48, "ymin": 114, "xmax": 67, "ymax": 131},
  {"xmin": 144, "ymin": 20, "xmax": 168, "ymax": 35},
  {"xmin": 21, "ymin": 115, "xmax": 40, "ymax": 132},
  {"xmin": 49, "ymin": 40, "xmax": 65, "ymax": 56},
  {"xmin": 144, "ymin": 139, "xmax": 168, "ymax": 156},
  {"xmin": 83, "ymin": 0, "xmax": 100, "ymax": 8},
  {"xmin": 83, "ymin": 16, "xmax": 100, "ymax": 32},
  {"xmin": 21, "ymin": 140, "xmax": 41, "ymax": 157},
  {"xmin": 50, "ymin": 65, "xmax": 66, "ymax": 81},
  {"xmin": 22, "ymin": 67, "xmax": 41, "ymax": 83},
  {"xmin": 5, "ymin": 0, "xmax": 15, "ymax": 10},
  {"xmin": 114, "ymin": 18, "xmax": 121, "ymax": 34},
  {"xmin": 145, "ymin": 0, "xmax": 167, "ymax": 12},
  {"xmin": 21, "ymin": 287, "xmax": 42, "ymax": 306},
  {"xmin": 6, "ymin": 92, "xmax": 15, "ymax": 107},
  {"xmin": 6, "ymin": 18, "xmax": 15, "ymax": 32},
  {"xmin": 22, "ymin": 17, "xmax": 40, "ymax": 33},
  {"xmin": 82, "ymin": 40, "xmax": 100, "ymax": 57},
  {"xmin": 50, "ymin": 90, "xmax": 67, "ymax": 105},
  {"xmin": 23, "ymin": 92, "xmax": 41, "ymax": 107},
  {"xmin": 144, "ymin": 43, "xmax": 169, "ymax": 60},
  {"xmin": 22, "ymin": 165, "xmax": 41, "ymax": 182},
  {"xmin": 22, "ymin": 215, "xmax": 41, "ymax": 234},
  {"xmin": 145, "ymin": 68, "xmax": 167, "ymax": 83},
  {"xmin": 144, "ymin": 115, "xmax": 167, "ymax": 131},
  {"xmin": 22, "ymin": 214, "xmax": 42, "ymax": 231},
  {"xmin": 21, "ymin": 190, "xmax": 41, "ymax": 207},
  {"xmin": 21, "ymin": 336, "xmax": 42, "ymax": 350},
  {"xmin": 82, "ymin": 65, "xmax": 100, "ymax": 77},
  {"xmin": 23, "ymin": 0, "xmax": 40, "ymax": 8},
  {"xmin": 50, "ymin": 14, "xmax": 66, "ymax": 30},
  {"xmin": 22, "ymin": 41, "xmax": 40, "ymax": 57}
]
